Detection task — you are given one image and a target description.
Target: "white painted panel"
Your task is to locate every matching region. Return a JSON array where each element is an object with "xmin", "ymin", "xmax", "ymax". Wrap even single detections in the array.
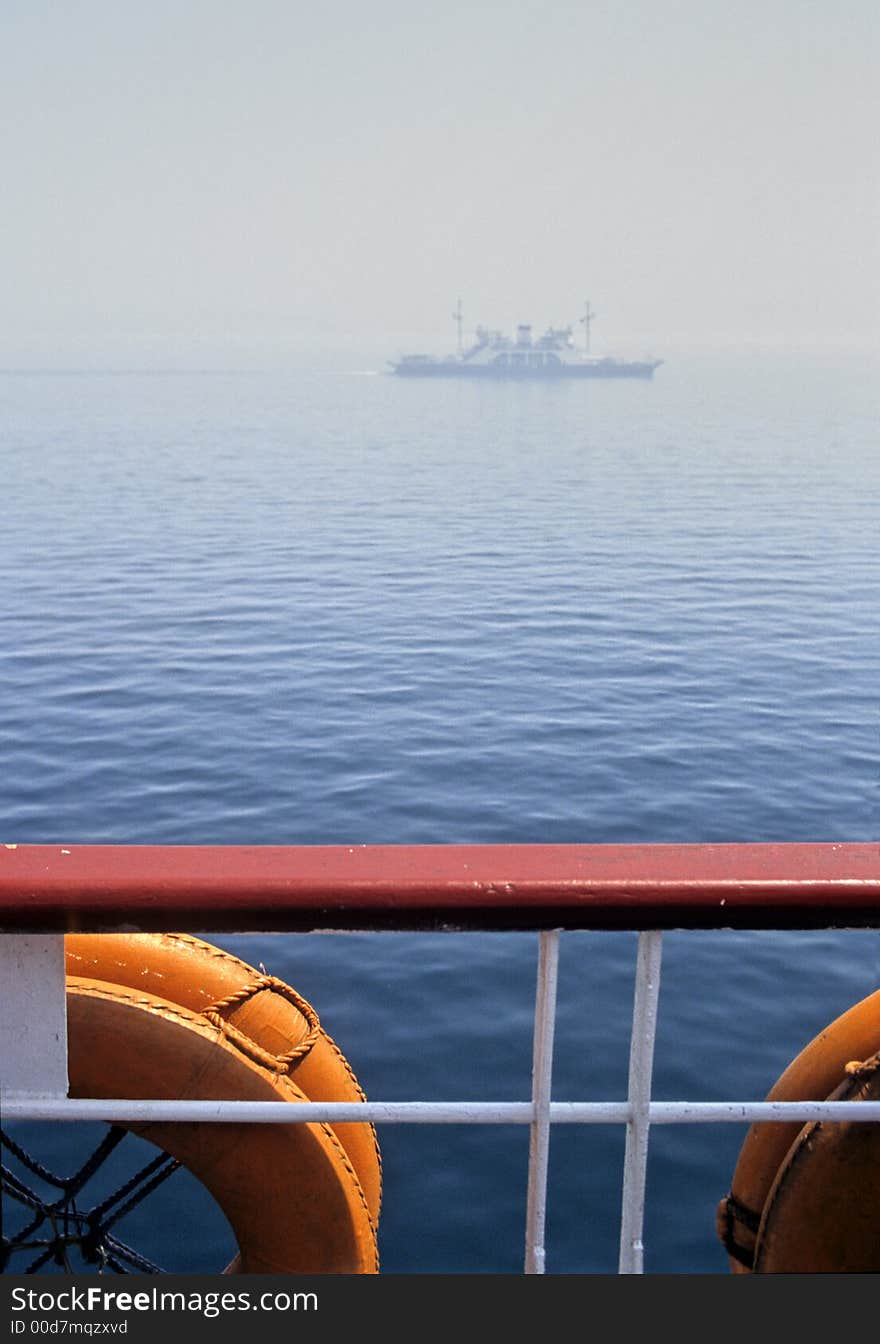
[{"xmin": 0, "ymin": 934, "xmax": 69, "ymax": 1097}]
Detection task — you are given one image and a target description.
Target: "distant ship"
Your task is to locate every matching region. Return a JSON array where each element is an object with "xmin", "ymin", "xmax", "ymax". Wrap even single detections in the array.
[{"xmin": 388, "ymin": 302, "xmax": 662, "ymax": 379}]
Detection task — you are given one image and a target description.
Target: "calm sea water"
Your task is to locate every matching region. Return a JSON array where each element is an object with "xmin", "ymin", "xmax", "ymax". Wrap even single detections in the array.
[{"xmin": 2, "ymin": 352, "xmax": 879, "ymax": 1273}]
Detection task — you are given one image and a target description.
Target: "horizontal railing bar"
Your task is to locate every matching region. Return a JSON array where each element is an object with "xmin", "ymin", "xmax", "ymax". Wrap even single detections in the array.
[
  {"xmin": 2, "ymin": 842, "xmax": 880, "ymax": 931},
  {"xmin": 648, "ymin": 1101, "xmax": 880, "ymax": 1122},
  {"xmin": 4, "ymin": 1099, "xmax": 880, "ymax": 1124}
]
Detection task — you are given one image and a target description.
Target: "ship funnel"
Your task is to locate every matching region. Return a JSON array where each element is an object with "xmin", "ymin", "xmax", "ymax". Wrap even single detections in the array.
[{"xmin": 516, "ymin": 324, "xmax": 532, "ymax": 347}]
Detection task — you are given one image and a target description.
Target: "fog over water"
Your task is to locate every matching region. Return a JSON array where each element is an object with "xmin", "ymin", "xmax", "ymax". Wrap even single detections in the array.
[{"xmin": 2, "ymin": 0, "xmax": 878, "ymax": 370}]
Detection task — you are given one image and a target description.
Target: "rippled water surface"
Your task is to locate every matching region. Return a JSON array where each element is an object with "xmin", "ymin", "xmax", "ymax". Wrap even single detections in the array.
[{"xmin": 2, "ymin": 354, "xmax": 879, "ymax": 1272}]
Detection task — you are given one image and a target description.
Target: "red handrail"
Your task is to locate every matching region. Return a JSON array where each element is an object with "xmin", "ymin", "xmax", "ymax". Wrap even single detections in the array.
[{"xmin": 1, "ymin": 842, "xmax": 879, "ymax": 932}]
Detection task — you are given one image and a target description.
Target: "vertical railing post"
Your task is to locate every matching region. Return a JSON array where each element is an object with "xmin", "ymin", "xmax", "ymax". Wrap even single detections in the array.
[
  {"xmin": 618, "ymin": 929, "xmax": 663, "ymax": 1274},
  {"xmin": 524, "ymin": 928, "xmax": 560, "ymax": 1273}
]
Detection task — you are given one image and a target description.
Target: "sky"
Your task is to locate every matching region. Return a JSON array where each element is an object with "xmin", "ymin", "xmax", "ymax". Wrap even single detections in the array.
[{"xmin": 2, "ymin": 0, "xmax": 878, "ymax": 367}]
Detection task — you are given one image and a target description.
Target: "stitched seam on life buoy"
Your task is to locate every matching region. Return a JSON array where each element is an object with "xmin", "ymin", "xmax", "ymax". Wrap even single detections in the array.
[
  {"xmin": 268, "ymin": 1065, "xmax": 378, "ymax": 1260},
  {"xmin": 163, "ymin": 932, "xmax": 248, "ymax": 967},
  {"xmin": 319, "ymin": 1029, "xmax": 383, "ymax": 1194},
  {"xmin": 70, "ymin": 981, "xmax": 207, "ymax": 1031},
  {"xmin": 315, "ymin": 1115, "xmax": 380, "ymax": 1264},
  {"xmin": 320, "ymin": 1030, "xmax": 368, "ymax": 1102}
]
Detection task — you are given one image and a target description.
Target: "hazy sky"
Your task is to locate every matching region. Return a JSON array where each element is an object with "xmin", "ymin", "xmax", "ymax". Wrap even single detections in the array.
[{"xmin": 2, "ymin": 1, "xmax": 878, "ymax": 366}]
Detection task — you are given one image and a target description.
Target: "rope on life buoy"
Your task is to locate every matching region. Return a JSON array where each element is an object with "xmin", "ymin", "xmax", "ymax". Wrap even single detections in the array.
[
  {"xmin": 63, "ymin": 933, "xmax": 381, "ymax": 1274},
  {"xmin": 717, "ymin": 987, "xmax": 880, "ymax": 1273}
]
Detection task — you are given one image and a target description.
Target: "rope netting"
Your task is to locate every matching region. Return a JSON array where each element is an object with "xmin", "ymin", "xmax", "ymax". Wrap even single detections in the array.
[{"xmin": 1, "ymin": 1127, "xmax": 180, "ymax": 1273}]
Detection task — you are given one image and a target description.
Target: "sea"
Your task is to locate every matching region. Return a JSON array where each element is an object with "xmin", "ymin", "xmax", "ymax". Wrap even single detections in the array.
[{"xmin": 1, "ymin": 349, "xmax": 879, "ymax": 1275}]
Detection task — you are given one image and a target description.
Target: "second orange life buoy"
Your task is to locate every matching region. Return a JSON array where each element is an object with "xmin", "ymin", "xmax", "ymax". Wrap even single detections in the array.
[{"xmin": 717, "ymin": 987, "xmax": 880, "ymax": 1272}]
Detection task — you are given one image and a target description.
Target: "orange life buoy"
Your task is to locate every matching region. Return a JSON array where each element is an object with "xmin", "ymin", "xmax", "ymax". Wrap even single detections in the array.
[
  {"xmin": 717, "ymin": 987, "xmax": 880, "ymax": 1272},
  {"xmin": 64, "ymin": 933, "xmax": 380, "ymax": 1273}
]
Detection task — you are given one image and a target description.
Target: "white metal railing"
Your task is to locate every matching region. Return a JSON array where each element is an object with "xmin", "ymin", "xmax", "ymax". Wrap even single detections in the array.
[{"xmin": 4, "ymin": 926, "xmax": 880, "ymax": 1275}]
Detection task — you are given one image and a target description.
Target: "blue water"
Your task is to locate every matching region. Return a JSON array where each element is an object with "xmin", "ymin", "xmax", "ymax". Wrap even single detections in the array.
[{"xmin": 2, "ymin": 354, "xmax": 879, "ymax": 1273}]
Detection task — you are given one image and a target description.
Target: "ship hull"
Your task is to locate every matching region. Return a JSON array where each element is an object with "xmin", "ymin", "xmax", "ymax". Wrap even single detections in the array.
[{"xmin": 390, "ymin": 361, "xmax": 661, "ymax": 380}]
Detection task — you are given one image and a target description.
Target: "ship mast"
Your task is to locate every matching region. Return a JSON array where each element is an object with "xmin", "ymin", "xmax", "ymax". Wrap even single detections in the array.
[
  {"xmin": 580, "ymin": 300, "xmax": 595, "ymax": 355},
  {"xmin": 452, "ymin": 299, "xmax": 463, "ymax": 357}
]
